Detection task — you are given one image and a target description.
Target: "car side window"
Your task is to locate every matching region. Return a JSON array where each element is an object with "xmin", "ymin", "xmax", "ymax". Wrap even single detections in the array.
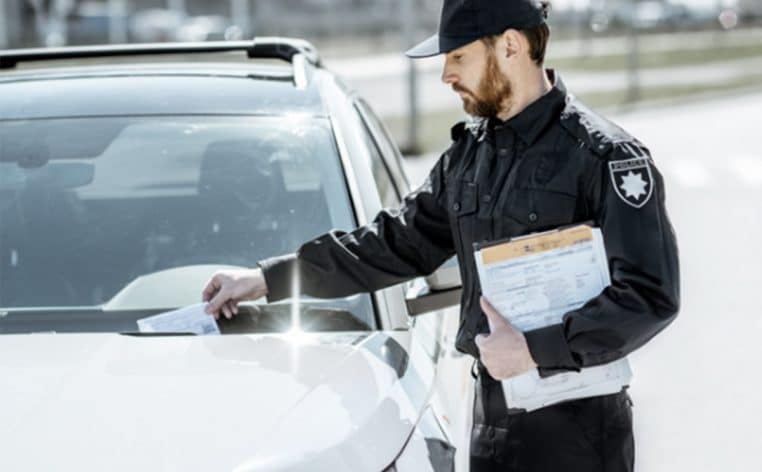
[
  {"xmin": 354, "ymin": 99, "xmax": 410, "ymax": 194},
  {"xmin": 353, "ymin": 103, "xmax": 402, "ymax": 208}
]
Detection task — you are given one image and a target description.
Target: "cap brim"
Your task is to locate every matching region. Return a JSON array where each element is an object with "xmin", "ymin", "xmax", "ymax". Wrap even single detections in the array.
[
  {"xmin": 405, "ymin": 34, "xmax": 441, "ymax": 58},
  {"xmin": 405, "ymin": 34, "xmax": 481, "ymax": 58}
]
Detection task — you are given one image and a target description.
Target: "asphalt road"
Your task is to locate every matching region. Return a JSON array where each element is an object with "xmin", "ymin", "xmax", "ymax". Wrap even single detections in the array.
[{"xmin": 402, "ymin": 91, "xmax": 762, "ymax": 471}]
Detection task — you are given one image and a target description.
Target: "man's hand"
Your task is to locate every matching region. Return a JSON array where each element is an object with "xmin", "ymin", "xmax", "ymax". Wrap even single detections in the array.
[
  {"xmin": 201, "ymin": 268, "xmax": 268, "ymax": 320},
  {"xmin": 474, "ymin": 296, "xmax": 538, "ymax": 380}
]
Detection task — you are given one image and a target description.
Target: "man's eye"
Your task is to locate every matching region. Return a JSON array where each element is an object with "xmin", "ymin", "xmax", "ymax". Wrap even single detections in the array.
[{"xmin": 454, "ymin": 54, "xmax": 463, "ymax": 62}]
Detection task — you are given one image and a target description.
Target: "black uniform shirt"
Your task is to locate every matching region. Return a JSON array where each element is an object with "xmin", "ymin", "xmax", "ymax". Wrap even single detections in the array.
[{"xmin": 258, "ymin": 70, "xmax": 680, "ymax": 376}]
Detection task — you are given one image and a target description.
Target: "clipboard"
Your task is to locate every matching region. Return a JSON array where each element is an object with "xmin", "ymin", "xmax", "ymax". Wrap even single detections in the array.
[
  {"xmin": 472, "ymin": 222, "xmax": 632, "ymax": 412},
  {"xmin": 472, "ymin": 219, "xmax": 596, "ymax": 252}
]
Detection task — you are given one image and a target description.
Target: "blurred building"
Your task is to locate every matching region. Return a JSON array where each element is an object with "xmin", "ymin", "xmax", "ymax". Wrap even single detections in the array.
[
  {"xmin": 1, "ymin": 0, "xmax": 25, "ymax": 47},
  {"xmin": 738, "ymin": 0, "xmax": 762, "ymax": 19},
  {"xmin": 2, "ymin": 0, "xmax": 445, "ymax": 47},
  {"xmin": 588, "ymin": 0, "xmax": 720, "ymax": 31},
  {"xmin": 5, "ymin": 0, "xmax": 760, "ymax": 50}
]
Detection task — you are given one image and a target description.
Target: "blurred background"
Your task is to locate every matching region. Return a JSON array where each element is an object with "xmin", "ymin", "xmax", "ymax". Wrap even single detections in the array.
[
  {"xmin": 2, "ymin": 0, "xmax": 760, "ymax": 470},
  {"xmin": 0, "ymin": 0, "xmax": 762, "ymax": 153},
  {"xmin": 1, "ymin": 0, "xmax": 760, "ymax": 152}
]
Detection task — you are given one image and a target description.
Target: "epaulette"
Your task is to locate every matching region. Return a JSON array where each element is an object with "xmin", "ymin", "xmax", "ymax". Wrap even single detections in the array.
[
  {"xmin": 559, "ymin": 95, "xmax": 643, "ymax": 160},
  {"xmin": 450, "ymin": 117, "xmax": 487, "ymax": 141},
  {"xmin": 450, "ymin": 121, "xmax": 467, "ymax": 141}
]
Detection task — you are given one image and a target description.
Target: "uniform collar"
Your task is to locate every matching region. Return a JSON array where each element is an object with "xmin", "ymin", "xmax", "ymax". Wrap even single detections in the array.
[{"xmin": 489, "ymin": 69, "xmax": 567, "ymax": 146}]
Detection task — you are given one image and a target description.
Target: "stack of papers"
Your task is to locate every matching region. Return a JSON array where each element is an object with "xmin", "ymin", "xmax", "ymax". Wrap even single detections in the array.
[{"xmin": 474, "ymin": 224, "xmax": 632, "ymax": 412}]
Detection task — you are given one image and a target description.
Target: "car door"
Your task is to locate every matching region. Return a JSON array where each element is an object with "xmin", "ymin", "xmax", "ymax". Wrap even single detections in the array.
[{"xmin": 353, "ymin": 98, "xmax": 474, "ymax": 471}]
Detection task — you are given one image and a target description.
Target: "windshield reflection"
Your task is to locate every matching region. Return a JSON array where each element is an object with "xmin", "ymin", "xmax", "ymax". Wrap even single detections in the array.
[{"xmin": 0, "ymin": 116, "xmax": 375, "ymax": 332}]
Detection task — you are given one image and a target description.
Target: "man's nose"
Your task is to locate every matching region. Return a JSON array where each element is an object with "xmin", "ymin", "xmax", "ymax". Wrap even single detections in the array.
[{"xmin": 441, "ymin": 68, "xmax": 457, "ymax": 85}]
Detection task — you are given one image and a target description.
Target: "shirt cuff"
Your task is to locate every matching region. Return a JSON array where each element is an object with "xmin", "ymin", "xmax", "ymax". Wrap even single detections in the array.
[
  {"xmin": 524, "ymin": 322, "xmax": 580, "ymax": 377},
  {"xmin": 257, "ymin": 253, "xmax": 298, "ymax": 303}
]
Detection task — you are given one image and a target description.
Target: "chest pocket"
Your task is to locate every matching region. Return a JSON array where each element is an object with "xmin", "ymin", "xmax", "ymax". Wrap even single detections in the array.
[
  {"xmin": 451, "ymin": 179, "xmax": 479, "ymax": 217},
  {"xmin": 501, "ymin": 187, "xmax": 577, "ymax": 231}
]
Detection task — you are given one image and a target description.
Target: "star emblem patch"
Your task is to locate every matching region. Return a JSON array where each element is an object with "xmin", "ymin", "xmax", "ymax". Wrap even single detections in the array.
[{"xmin": 608, "ymin": 157, "xmax": 654, "ymax": 208}]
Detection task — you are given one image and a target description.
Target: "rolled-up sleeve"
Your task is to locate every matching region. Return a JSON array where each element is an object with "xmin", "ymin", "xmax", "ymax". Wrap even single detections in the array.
[
  {"xmin": 525, "ymin": 141, "xmax": 680, "ymax": 372},
  {"xmin": 257, "ymin": 152, "xmax": 456, "ymax": 303}
]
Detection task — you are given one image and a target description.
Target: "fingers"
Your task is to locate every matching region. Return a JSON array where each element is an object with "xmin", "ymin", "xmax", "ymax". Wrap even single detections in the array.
[
  {"xmin": 221, "ymin": 299, "xmax": 239, "ymax": 320},
  {"xmin": 480, "ymin": 296, "xmax": 507, "ymax": 327},
  {"xmin": 203, "ymin": 273, "xmax": 244, "ymax": 321},
  {"xmin": 221, "ymin": 302, "xmax": 232, "ymax": 320},
  {"xmin": 206, "ymin": 287, "xmax": 231, "ymax": 318},
  {"xmin": 202, "ymin": 275, "xmax": 221, "ymax": 303},
  {"xmin": 226, "ymin": 300, "xmax": 238, "ymax": 316}
]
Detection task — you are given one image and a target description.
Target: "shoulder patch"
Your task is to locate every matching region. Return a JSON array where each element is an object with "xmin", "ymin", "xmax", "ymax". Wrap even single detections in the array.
[{"xmin": 608, "ymin": 154, "xmax": 654, "ymax": 208}]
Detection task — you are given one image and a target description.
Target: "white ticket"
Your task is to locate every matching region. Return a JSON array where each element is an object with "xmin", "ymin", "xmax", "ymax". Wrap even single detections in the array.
[{"xmin": 137, "ymin": 303, "xmax": 220, "ymax": 335}]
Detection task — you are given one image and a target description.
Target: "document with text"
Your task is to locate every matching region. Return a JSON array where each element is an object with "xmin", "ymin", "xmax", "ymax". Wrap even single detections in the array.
[
  {"xmin": 137, "ymin": 303, "xmax": 220, "ymax": 336},
  {"xmin": 474, "ymin": 224, "xmax": 632, "ymax": 412}
]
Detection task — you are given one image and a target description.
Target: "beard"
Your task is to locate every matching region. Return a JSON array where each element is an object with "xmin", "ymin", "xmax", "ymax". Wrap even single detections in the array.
[{"xmin": 454, "ymin": 52, "xmax": 513, "ymax": 118}]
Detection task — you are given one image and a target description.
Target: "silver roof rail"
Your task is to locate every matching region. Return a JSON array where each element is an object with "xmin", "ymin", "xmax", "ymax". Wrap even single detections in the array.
[{"xmin": 0, "ymin": 37, "xmax": 322, "ymax": 75}]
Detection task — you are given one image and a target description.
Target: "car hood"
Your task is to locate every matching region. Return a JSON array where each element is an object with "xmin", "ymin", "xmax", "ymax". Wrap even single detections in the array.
[{"xmin": 0, "ymin": 331, "xmax": 433, "ymax": 471}]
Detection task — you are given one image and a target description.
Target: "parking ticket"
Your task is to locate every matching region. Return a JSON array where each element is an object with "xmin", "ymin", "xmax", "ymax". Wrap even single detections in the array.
[{"xmin": 136, "ymin": 303, "xmax": 221, "ymax": 335}]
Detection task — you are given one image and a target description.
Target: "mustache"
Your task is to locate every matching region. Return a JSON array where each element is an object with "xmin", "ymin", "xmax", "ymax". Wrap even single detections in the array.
[{"xmin": 452, "ymin": 84, "xmax": 474, "ymax": 96}]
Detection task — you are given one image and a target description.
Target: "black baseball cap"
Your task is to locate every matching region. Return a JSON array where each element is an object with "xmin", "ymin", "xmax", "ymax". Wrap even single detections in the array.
[{"xmin": 406, "ymin": 0, "xmax": 547, "ymax": 58}]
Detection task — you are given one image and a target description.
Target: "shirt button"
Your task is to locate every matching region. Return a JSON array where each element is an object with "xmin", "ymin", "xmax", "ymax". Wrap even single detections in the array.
[
  {"xmin": 528, "ymin": 212, "xmax": 538, "ymax": 223},
  {"xmin": 482, "ymin": 194, "xmax": 492, "ymax": 203},
  {"xmin": 498, "ymin": 148, "xmax": 509, "ymax": 157},
  {"xmin": 453, "ymin": 202, "xmax": 461, "ymax": 211}
]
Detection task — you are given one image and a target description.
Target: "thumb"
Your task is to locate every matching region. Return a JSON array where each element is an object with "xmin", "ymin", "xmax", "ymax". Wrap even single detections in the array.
[
  {"xmin": 480, "ymin": 296, "xmax": 507, "ymax": 328},
  {"xmin": 474, "ymin": 333, "xmax": 488, "ymax": 350}
]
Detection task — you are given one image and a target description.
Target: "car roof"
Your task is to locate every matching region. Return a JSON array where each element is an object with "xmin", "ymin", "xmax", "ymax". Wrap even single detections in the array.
[
  {"xmin": 0, "ymin": 63, "xmax": 330, "ymax": 119},
  {"xmin": 0, "ymin": 40, "xmax": 336, "ymax": 120}
]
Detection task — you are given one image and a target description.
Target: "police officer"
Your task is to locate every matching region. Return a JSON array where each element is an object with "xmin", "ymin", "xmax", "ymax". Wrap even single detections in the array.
[{"xmin": 202, "ymin": 1, "xmax": 680, "ymax": 470}]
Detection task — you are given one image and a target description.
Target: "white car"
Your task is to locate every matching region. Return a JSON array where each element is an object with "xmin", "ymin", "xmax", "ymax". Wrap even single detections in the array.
[{"xmin": 0, "ymin": 39, "xmax": 473, "ymax": 471}]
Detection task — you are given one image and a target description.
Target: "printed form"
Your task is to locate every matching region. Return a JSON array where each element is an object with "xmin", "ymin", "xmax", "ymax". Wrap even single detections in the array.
[
  {"xmin": 137, "ymin": 303, "xmax": 220, "ymax": 335},
  {"xmin": 474, "ymin": 225, "xmax": 632, "ymax": 412}
]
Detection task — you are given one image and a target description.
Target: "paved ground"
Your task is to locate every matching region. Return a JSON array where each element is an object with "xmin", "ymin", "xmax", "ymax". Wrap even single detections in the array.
[{"xmin": 401, "ymin": 92, "xmax": 762, "ymax": 471}]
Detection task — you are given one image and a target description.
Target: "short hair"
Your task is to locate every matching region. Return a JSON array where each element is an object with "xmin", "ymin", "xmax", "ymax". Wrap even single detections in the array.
[{"xmin": 481, "ymin": 1, "xmax": 551, "ymax": 66}]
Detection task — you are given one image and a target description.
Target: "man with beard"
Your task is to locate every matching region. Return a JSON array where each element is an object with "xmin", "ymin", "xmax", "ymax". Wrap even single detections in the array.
[{"xmin": 202, "ymin": 0, "xmax": 680, "ymax": 470}]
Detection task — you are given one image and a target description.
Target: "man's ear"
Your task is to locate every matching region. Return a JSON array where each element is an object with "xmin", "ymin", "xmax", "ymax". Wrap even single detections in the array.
[{"xmin": 499, "ymin": 29, "xmax": 526, "ymax": 61}]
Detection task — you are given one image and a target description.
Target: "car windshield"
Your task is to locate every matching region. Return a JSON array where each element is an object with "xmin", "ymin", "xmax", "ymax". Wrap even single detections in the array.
[{"xmin": 0, "ymin": 115, "xmax": 375, "ymax": 334}]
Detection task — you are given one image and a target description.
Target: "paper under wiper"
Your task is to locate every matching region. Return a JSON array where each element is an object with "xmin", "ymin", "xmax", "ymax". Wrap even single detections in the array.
[{"xmin": 136, "ymin": 303, "xmax": 220, "ymax": 336}]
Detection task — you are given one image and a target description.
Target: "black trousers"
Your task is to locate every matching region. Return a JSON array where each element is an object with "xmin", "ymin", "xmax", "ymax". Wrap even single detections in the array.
[{"xmin": 470, "ymin": 363, "xmax": 634, "ymax": 472}]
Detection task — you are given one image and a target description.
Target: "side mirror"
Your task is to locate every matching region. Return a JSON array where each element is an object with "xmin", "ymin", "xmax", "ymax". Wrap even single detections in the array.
[{"xmin": 405, "ymin": 257, "xmax": 462, "ymax": 316}]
